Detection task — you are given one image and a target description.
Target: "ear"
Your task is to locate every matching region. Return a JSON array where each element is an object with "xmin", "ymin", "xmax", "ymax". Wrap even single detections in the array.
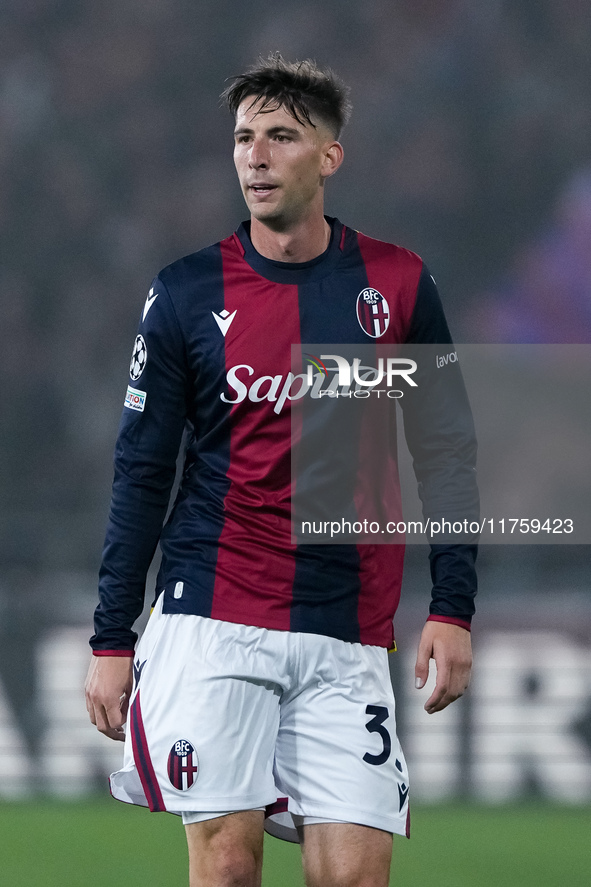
[{"xmin": 320, "ymin": 141, "xmax": 344, "ymax": 180}]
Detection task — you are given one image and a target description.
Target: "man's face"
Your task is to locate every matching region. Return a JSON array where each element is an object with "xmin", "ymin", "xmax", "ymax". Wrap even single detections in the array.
[{"xmin": 233, "ymin": 97, "xmax": 337, "ymax": 229}]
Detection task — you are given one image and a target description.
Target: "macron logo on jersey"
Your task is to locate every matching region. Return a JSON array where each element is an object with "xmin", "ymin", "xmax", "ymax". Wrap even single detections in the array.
[
  {"xmin": 212, "ymin": 309, "xmax": 237, "ymax": 337},
  {"xmin": 142, "ymin": 287, "xmax": 158, "ymax": 321}
]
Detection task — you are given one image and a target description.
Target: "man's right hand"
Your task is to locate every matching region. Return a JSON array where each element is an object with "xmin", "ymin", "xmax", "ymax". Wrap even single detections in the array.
[{"xmin": 85, "ymin": 655, "xmax": 133, "ymax": 741}]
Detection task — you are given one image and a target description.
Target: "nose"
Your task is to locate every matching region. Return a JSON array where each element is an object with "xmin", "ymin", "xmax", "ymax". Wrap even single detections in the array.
[{"xmin": 248, "ymin": 137, "xmax": 270, "ymax": 170}]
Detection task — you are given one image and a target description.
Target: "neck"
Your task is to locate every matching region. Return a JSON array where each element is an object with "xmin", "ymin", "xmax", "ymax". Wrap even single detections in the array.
[{"xmin": 249, "ymin": 213, "xmax": 331, "ymax": 263}]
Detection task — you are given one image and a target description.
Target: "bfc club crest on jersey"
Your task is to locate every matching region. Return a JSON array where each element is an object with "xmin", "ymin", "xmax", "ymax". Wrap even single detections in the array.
[
  {"xmin": 167, "ymin": 739, "xmax": 199, "ymax": 791},
  {"xmin": 356, "ymin": 288, "xmax": 390, "ymax": 338},
  {"xmin": 130, "ymin": 335, "xmax": 147, "ymax": 381}
]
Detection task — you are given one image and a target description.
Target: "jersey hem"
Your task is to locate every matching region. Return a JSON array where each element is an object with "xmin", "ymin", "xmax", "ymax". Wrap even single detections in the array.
[{"xmin": 163, "ymin": 604, "xmax": 393, "ymax": 648}]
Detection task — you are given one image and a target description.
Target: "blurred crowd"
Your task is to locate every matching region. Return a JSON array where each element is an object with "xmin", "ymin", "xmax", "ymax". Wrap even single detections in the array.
[{"xmin": 1, "ymin": 0, "xmax": 591, "ymax": 576}]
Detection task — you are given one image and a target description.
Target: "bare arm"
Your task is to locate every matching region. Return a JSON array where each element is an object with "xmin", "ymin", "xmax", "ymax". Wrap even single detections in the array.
[
  {"xmin": 414, "ymin": 621, "xmax": 472, "ymax": 714},
  {"xmin": 85, "ymin": 655, "xmax": 133, "ymax": 741}
]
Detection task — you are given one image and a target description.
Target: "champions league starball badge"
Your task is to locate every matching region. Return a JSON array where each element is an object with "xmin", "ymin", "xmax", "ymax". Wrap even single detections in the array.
[
  {"xmin": 130, "ymin": 335, "xmax": 147, "ymax": 381},
  {"xmin": 167, "ymin": 739, "xmax": 199, "ymax": 791}
]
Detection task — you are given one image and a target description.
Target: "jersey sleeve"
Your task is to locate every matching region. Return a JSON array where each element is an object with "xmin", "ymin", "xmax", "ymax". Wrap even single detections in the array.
[
  {"xmin": 401, "ymin": 264, "xmax": 479, "ymax": 629},
  {"xmin": 90, "ymin": 276, "xmax": 188, "ymax": 652}
]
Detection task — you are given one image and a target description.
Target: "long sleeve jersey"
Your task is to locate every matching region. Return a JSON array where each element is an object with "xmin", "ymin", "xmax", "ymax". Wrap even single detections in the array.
[{"xmin": 91, "ymin": 218, "xmax": 478, "ymax": 654}]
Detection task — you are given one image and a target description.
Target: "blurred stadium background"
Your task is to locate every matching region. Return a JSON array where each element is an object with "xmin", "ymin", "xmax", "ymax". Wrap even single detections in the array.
[{"xmin": 1, "ymin": 0, "xmax": 590, "ymax": 883}]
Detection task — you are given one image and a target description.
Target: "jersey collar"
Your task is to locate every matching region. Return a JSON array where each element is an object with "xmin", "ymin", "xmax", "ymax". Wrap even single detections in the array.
[{"xmin": 235, "ymin": 217, "xmax": 344, "ymax": 284}]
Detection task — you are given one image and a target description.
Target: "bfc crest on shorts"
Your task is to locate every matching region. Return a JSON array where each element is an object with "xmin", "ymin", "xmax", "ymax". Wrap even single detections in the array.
[
  {"xmin": 356, "ymin": 288, "xmax": 390, "ymax": 338},
  {"xmin": 167, "ymin": 739, "xmax": 198, "ymax": 790}
]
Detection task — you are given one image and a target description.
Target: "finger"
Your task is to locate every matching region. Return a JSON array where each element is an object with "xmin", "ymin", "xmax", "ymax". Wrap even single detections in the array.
[
  {"xmin": 425, "ymin": 665, "xmax": 470, "ymax": 713},
  {"xmin": 425, "ymin": 687, "xmax": 451, "ymax": 714},
  {"xmin": 104, "ymin": 700, "xmax": 126, "ymax": 732},
  {"xmin": 106, "ymin": 726, "xmax": 126, "ymax": 742},
  {"xmin": 424, "ymin": 683, "xmax": 447, "ymax": 713},
  {"xmin": 93, "ymin": 701, "xmax": 111, "ymax": 736},
  {"xmin": 424, "ymin": 660, "xmax": 452, "ymax": 713},
  {"xmin": 119, "ymin": 692, "xmax": 130, "ymax": 721},
  {"xmin": 98, "ymin": 722, "xmax": 126, "ymax": 741},
  {"xmin": 94, "ymin": 701, "xmax": 127, "ymax": 741},
  {"xmin": 414, "ymin": 638, "xmax": 431, "ymax": 690}
]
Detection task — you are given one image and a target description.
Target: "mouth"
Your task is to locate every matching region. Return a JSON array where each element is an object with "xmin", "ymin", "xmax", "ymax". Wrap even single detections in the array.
[{"xmin": 249, "ymin": 184, "xmax": 278, "ymax": 195}]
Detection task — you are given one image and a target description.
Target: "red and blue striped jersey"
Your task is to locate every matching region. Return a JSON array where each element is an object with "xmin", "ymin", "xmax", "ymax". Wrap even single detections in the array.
[{"xmin": 91, "ymin": 219, "xmax": 478, "ymax": 653}]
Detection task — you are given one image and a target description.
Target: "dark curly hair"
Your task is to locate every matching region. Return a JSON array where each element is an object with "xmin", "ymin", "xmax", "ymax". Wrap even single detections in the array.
[{"xmin": 221, "ymin": 52, "xmax": 352, "ymax": 138}]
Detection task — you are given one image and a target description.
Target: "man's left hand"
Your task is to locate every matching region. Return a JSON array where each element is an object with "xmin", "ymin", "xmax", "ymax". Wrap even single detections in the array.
[{"xmin": 414, "ymin": 621, "xmax": 472, "ymax": 714}]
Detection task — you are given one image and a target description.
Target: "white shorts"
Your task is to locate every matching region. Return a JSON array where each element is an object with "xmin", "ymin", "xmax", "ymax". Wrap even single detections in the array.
[{"xmin": 110, "ymin": 594, "xmax": 410, "ymax": 840}]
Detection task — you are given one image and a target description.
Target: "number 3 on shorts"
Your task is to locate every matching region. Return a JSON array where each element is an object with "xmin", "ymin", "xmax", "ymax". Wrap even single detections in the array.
[{"xmin": 363, "ymin": 704, "xmax": 391, "ymax": 765}]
